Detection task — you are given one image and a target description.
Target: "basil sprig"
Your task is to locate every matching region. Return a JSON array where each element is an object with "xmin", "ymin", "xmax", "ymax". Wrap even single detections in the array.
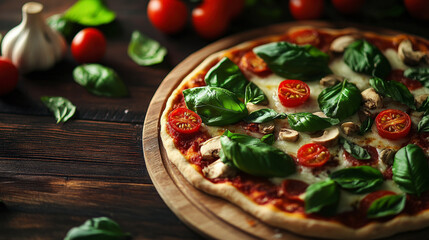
[
  {"xmin": 369, "ymin": 77, "xmax": 416, "ymax": 110},
  {"xmin": 393, "ymin": 144, "xmax": 429, "ymax": 196},
  {"xmin": 305, "ymin": 180, "xmax": 340, "ymax": 216},
  {"xmin": 318, "ymin": 80, "xmax": 361, "ymax": 120},
  {"xmin": 287, "ymin": 112, "xmax": 339, "ymax": 132},
  {"xmin": 244, "ymin": 109, "xmax": 287, "ymax": 123},
  {"xmin": 340, "ymin": 138, "xmax": 371, "ymax": 160},
  {"xmin": 183, "ymin": 86, "xmax": 248, "ymax": 126},
  {"xmin": 128, "ymin": 31, "xmax": 167, "ymax": 66},
  {"xmin": 344, "ymin": 40, "xmax": 391, "ymax": 78},
  {"xmin": 220, "ymin": 130, "xmax": 295, "ymax": 177},
  {"xmin": 418, "ymin": 115, "xmax": 429, "ymax": 132},
  {"xmin": 330, "ymin": 166, "xmax": 383, "ymax": 194},
  {"xmin": 64, "ymin": 217, "xmax": 131, "ymax": 240},
  {"xmin": 359, "ymin": 117, "xmax": 374, "ymax": 135},
  {"xmin": 245, "ymin": 82, "xmax": 267, "ymax": 105},
  {"xmin": 260, "ymin": 133, "xmax": 275, "ymax": 145},
  {"xmin": 418, "ymin": 97, "xmax": 429, "ymax": 115},
  {"xmin": 41, "ymin": 96, "xmax": 76, "ymax": 124},
  {"xmin": 64, "ymin": 0, "xmax": 116, "ymax": 26},
  {"xmin": 404, "ymin": 67, "xmax": 429, "ymax": 88},
  {"xmin": 253, "ymin": 42, "xmax": 331, "ymax": 81},
  {"xmin": 367, "ymin": 194, "xmax": 406, "ymax": 219}
]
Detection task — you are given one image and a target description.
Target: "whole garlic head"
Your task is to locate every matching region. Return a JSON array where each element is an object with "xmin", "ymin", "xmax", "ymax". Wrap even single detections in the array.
[{"xmin": 1, "ymin": 2, "xmax": 66, "ymax": 73}]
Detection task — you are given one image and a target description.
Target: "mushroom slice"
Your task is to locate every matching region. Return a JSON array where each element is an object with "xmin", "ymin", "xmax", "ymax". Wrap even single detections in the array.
[
  {"xmin": 246, "ymin": 103, "xmax": 267, "ymax": 113},
  {"xmin": 259, "ymin": 121, "xmax": 275, "ymax": 134},
  {"xmin": 361, "ymin": 88, "xmax": 383, "ymax": 110},
  {"xmin": 320, "ymin": 74, "xmax": 344, "ymax": 87},
  {"xmin": 312, "ymin": 111, "xmax": 327, "ymax": 118},
  {"xmin": 202, "ymin": 159, "xmax": 237, "ymax": 179},
  {"xmin": 330, "ymin": 35, "xmax": 358, "ymax": 53},
  {"xmin": 311, "ymin": 127, "xmax": 340, "ymax": 147},
  {"xmin": 398, "ymin": 39, "xmax": 428, "ymax": 66},
  {"xmin": 416, "ymin": 94, "xmax": 429, "ymax": 109},
  {"xmin": 380, "ymin": 149, "xmax": 396, "ymax": 166},
  {"xmin": 278, "ymin": 128, "xmax": 299, "ymax": 142},
  {"xmin": 341, "ymin": 122, "xmax": 360, "ymax": 136},
  {"xmin": 200, "ymin": 136, "xmax": 221, "ymax": 161}
]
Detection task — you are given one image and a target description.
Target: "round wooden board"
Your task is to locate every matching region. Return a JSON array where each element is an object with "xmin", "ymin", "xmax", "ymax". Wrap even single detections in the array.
[{"xmin": 142, "ymin": 21, "xmax": 429, "ymax": 240}]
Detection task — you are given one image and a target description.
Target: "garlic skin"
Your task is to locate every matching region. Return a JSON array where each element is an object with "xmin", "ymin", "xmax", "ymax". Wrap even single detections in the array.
[{"xmin": 1, "ymin": 2, "xmax": 67, "ymax": 73}]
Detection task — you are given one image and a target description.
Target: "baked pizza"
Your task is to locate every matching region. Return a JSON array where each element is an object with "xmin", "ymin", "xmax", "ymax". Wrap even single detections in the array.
[{"xmin": 159, "ymin": 26, "xmax": 429, "ymax": 239}]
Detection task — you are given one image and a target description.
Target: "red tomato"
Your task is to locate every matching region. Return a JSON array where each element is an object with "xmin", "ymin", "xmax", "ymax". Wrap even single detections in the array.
[
  {"xmin": 387, "ymin": 69, "xmax": 422, "ymax": 91},
  {"xmin": 404, "ymin": 0, "xmax": 429, "ymax": 20},
  {"xmin": 278, "ymin": 80, "xmax": 310, "ymax": 107},
  {"xmin": 331, "ymin": 0, "xmax": 365, "ymax": 14},
  {"xmin": 0, "ymin": 57, "xmax": 19, "ymax": 96},
  {"xmin": 289, "ymin": 0, "xmax": 324, "ymax": 20},
  {"xmin": 359, "ymin": 190, "xmax": 396, "ymax": 214},
  {"xmin": 147, "ymin": 0, "xmax": 188, "ymax": 34},
  {"xmin": 297, "ymin": 143, "xmax": 330, "ymax": 167},
  {"xmin": 375, "ymin": 109, "xmax": 411, "ymax": 140},
  {"xmin": 289, "ymin": 29, "xmax": 320, "ymax": 47},
  {"xmin": 280, "ymin": 179, "xmax": 309, "ymax": 201},
  {"xmin": 71, "ymin": 28, "xmax": 106, "ymax": 63},
  {"xmin": 192, "ymin": 0, "xmax": 230, "ymax": 39},
  {"xmin": 239, "ymin": 51, "xmax": 271, "ymax": 76},
  {"xmin": 168, "ymin": 108, "xmax": 202, "ymax": 134}
]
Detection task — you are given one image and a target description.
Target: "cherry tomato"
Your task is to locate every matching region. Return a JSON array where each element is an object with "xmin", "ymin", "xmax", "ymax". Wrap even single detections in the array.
[
  {"xmin": 71, "ymin": 28, "xmax": 106, "ymax": 63},
  {"xmin": 297, "ymin": 143, "xmax": 330, "ymax": 167},
  {"xmin": 278, "ymin": 80, "xmax": 310, "ymax": 108},
  {"xmin": 331, "ymin": 0, "xmax": 365, "ymax": 15},
  {"xmin": 280, "ymin": 179, "xmax": 308, "ymax": 201},
  {"xmin": 239, "ymin": 51, "xmax": 271, "ymax": 76},
  {"xmin": 388, "ymin": 69, "xmax": 423, "ymax": 91},
  {"xmin": 404, "ymin": 0, "xmax": 429, "ymax": 20},
  {"xmin": 289, "ymin": 29, "xmax": 320, "ymax": 47},
  {"xmin": 375, "ymin": 109, "xmax": 411, "ymax": 140},
  {"xmin": 192, "ymin": 0, "xmax": 230, "ymax": 39},
  {"xmin": 289, "ymin": 0, "xmax": 324, "ymax": 20},
  {"xmin": 0, "ymin": 57, "xmax": 19, "ymax": 96},
  {"xmin": 168, "ymin": 108, "xmax": 202, "ymax": 134},
  {"xmin": 359, "ymin": 190, "xmax": 396, "ymax": 214},
  {"xmin": 147, "ymin": 0, "xmax": 188, "ymax": 34}
]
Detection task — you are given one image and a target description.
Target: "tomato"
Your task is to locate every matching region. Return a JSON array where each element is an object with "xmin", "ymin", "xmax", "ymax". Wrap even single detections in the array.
[
  {"xmin": 168, "ymin": 108, "xmax": 202, "ymax": 134},
  {"xmin": 387, "ymin": 70, "xmax": 422, "ymax": 90},
  {"xmin": 331, "ymin": 0, "xmax": 365, "ymax": 14},
  {"xmin": 289, "ymin": 0, "xmax": 324, "ymax": 20},
  {"xmin": 404, "ymin": 0, "xmax": 429, "ymax": 20},
  {"xmin": 359, "ymin": 190, "xmax": 396, "ymax": 214},
  {"xmin": 297, "ymin": 143, "xmax": 330, "ymax": 167},
  {"xmin": 0, "ymin": 57, "xmax": 19, "ymax": 96},
  {"xmin": 192, "ymin": 0, "xmax": 230, "ymax": 39},
  {"xmin": 278, "ymin": 80, "xmax": 310, "ymax": 108},
  {"xmin": 239, "ymin": 51, "xmax": 271, "ymax": 76},
  {"xmin": 280, "ymin": 179, "xmax": 308, "ymax": 201},
  {"xmin": 375, "ymin": 109, "xmax": 411, "ymax": 140},
  {"xmin": 71, "ymin": 28, "xmax": 106, "ymax": 63},
  {"xmin": 289, "ymin": 29, "xmax": 320, "ymax": 47},
  {"xmin": 147, "ymin": 0, "xmax": 188, "ymax": 34}
]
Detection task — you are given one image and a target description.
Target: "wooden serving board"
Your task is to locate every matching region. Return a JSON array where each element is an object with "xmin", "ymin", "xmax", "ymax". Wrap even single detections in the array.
[{"xmin": 142, "ymin": 21, "xmax": 429, "ymax": 240}]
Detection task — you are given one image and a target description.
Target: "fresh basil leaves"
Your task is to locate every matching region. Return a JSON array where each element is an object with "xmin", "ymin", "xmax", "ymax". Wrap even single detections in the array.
[
  {"xmin": 418, "ymin": 115, "xmax": 429, "ymax": 132},
  {"xmin": 64, "ymin": 217, "xmax": 131, "ymax": 240},
  {"xmin": 287, "ymin": 112, "xmax": 339, "ymax": 132},
  {"xmin": 64, "ymin": 0, "xmax": 116, "ymax": 26},
  {"xmin": 340, "ymin": 138, "xmax": 371, "ymax": 160},
  {"xmin": 260, "ymin": 133, "xmax": 275, "ymax": 145},
  {"xmin": 41, "ymin": 96, "xmax": 76, "ymax": 124},
  {"xmin": 392, "ymin": 144, "xmax": 429, "ymax": 196},
  {"xmin": 404, "ymin": 67, "xmax": 429, "ymax": 88},
  {"xmin": 359, "ymin": 117, "xmax": 374, "ymax": 135},
  {"xmin": 220, "ymin": 130, "xmax": 295, "ymax": 177},
  {"xmin": 367, "ymin": 194, "xmax": 406, "ymax": 219},
  {"xmin": 244, "ymin": 108, "xmax": 287, "ymax": 123},
  {"xmin": 183, "ymin": 87, "xmax": 248, "ymax": 126},
  {"xmin": 369, "ymin": 77, "xmax": 416, "ymax": 110},
  {"xmin": 318, "ymin": 79, "xmax": 362, "ymax": 120},
  {"xmin": 46, "ymin": 14, "xmax": 78, "ymax": 41},
  {"xmin": 344, "ymin": 40, "xmax": 391, "ymax": 78},
  {"xmin": 305, "ymin": 180, "xmax": 340, "ymax": 216},
  {"xmin": 128, "ymin": 31, "xmax": 167, "ymax": 66},
  {"xmin": 330, "ymin": 166, "xmax": 383, "ymax": 194},
  {"xmin": 253, "ymin": 42, "xmax": 331, "ymax": 81},
  {"xmin": 245, "ymin": 82, "xmax": 267, "ymax": 105},
  {"xmin": 73, "ymin": 64, "xmax": 129, "ymax": 97},
  {"xmin": 418, "ymin": 97, "xmax": 429, "ymax": 115}
]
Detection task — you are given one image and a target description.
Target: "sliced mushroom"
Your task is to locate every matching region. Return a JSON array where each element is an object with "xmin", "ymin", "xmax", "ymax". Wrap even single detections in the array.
[
  {"xmin": 398, "ymin": 39, "xmax": 428, "ymax": 66},
  {"xmin": 200, "ymin": 136, "xmax": 221, "ymax": 161},
  {"xmin": 312, "ymin": 111, "xmax": 327, "ymax": 118},
  {"xmin": 320, "ymin": 74, "xmax": 344, "ymax": 87},
  {"xmin": 311, "ymin": 127, "xmax": 340, "ymax": 147},
  {"xmin": 380, "ymin": 149, "xmax": 396, "ymax": 166},
  {"xmin": 330, "ymin": 35, "xmax": 357, "ymax": 53},
  {"xmin": 415, "ymin": 94, "xmax": 429, "ymax": 109},
  {"xmin": 341, "ymin": 122, "xmax": 360, "ymax": 136},
  {"xmin": 202, "ymin": 159, "xmax": 237, "ymax": 179},
  {"xmin": 259, "ymin": 121, "xmax": 275, "ymax": 134},
  {"xmin": 278, "ymin": 128, "xmax": 299, "ymax": 142},
  {"xmin": 358, "ymin": 109, "xmax": 374, "ymax": 122},
  {"xmin": 246, "ymin": 103, "xmax": 267, "ymax": 113},
  {"xmin": 361, "ymin": 88, "xmax": 383, "ymax": 110}
]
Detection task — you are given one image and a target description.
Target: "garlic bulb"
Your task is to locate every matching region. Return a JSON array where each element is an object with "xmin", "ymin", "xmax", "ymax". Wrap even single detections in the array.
[{"xmin": 1, "ymin": 2, "xmax": 66, "ymax": 73}]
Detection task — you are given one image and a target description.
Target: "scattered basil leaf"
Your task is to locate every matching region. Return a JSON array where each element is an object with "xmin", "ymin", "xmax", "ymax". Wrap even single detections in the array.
[
  {"xmin": 253, "ymin": 42, "xmax": 331, "ymax": 81},
  {"xmin": 244, "ymin": 108, "xmax": 287, "ymax": 123},
  {"xmin": 344, "ymin": 40, "xmax": 391, "ymax": 78},
  {"xmin": 367, "ymin": 194, "xmax": 406, "ymax": 219},
  {"xmin": 73, "ymin": 64, "xmax": 129, "ymax": 97},
  {"xmin": 41, "ymin": 96, "xmax": 76, "ymax": 124},
  {"xmin": 359, "ymin": 117, "xmax": 374, "ymax": 135},
  {"xmin": 418, "ymin": 115, "xmax": 429, "ymax": 133},
  {"xmin": 128, "ymin": 31, "xmax": 167, "ymax": 66},
  {"xmin": 287, "ymin": 112, "xmax": 340, "ymax": 132},
  {"xmin": 260, "ymin": 133, "xmax": 275, "ymax": 145},
  {"xmin": 404, "ymin": 67, "xmax": 429, "ymax": 88},
  {"xmin": 220, "ymin": 130, "xmax": 295, "ymax": 177},
  {"xmin": 46, "ymin": 14, "xmax": 79, "ymax": 41},
  {"xmin": 418, "ymin": 97, "xmax": 429, "ymax": 115},
  {"xmin": 305, "ymin": 180, "xmax": 340, "ymax": 216},
  {"xmin": 393, "ymin": 144, "xmax": 429, "ymax": 196},
  {"xmin": 245, "ymin": 82, "xmax": 267, "ymax": 105},
  {"xmin": 64, "ymin": 0, "xmax": 116, "ymax": 26},
  {"xmin": 183, "ymin": 86, "xmax": 248, "ymax": 126},
  {"xmin": 369, "ymin": 77, "xmax": 416, "ymax": 110},
  {"xmin": 64, "ymin": 217, "xmax": 131, "ymax": 240},
  {"xmin": 318, "ymin": 79, "xmax": 362, "ymax": 120},
  {"xmin": 330, "ymin": 166, "xmax": 383, "ymax": 194},
  {"xmin": 340, "ymin": 138, "xmax": 371, "ymax": 160}
]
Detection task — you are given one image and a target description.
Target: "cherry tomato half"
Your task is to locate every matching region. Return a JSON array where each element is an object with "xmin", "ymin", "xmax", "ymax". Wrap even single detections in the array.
[
  {"xmin": 192, "ymin": 0, "xmax": 230, "ymax": 39},
  {"xmin": 0, "ymin": 57, "xmax": 19, "ymax": 96},
  {"xmin": 375, "ymin": 109, "xmax": 411, "ymax": 140},
  {"xmin": 289, "ymin": 0, "xmax": 324, "ymax": 20},
  {"xmin": 278, "ymin": 80, "xmax": 310, "ymax": 108},
  {"xmin": 71, "ymin": 28, "xmax": 106, "ymax": 63},
  {"xmin": 289, "ymin": 29, "xmax": 320, "ymax": 47},
  {"xmin": 239, "ymin": 51, "xmax": 271, "ymax": 76},
  {"xmin": 297, "ymin": 143, "xmax": 330, "ymax": 167},
  {"xmin": 168, "ymin": 108, "xmax": 202, "ymax": 134},
  {"xmin": 359, "ymin": 190, "xmax": 396, "ymax": 214},
  {"xmin": 147, "ymin": 0, "xmax": 188, "ymax": 34},
  {"xmin": 331, "ymin": 0, "xmax": 365, "ymax": 15},
  {"xmin": 387, "ymin": 69, "xmax": 422, "ymax": 91},
  {"xmin": 404, "ymin": 0, "xmax": 429, "ymax": 20}
]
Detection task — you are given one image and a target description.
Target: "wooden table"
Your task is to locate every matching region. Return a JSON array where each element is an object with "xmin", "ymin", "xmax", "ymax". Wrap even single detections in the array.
[{"xmin": 1, "ymin": 1, "xmax": 428, "ymax": 239}]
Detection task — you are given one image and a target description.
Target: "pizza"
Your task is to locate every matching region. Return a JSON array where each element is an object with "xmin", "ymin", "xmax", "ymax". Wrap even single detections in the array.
[{"xmin": 159, "ymin": 25, "xmax": 429, "ymax": 239}]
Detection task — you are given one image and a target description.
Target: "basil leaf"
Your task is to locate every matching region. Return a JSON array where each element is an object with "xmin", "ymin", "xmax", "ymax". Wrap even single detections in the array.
[
  {"xmin": 305, "ymin": 180, "xmax": 340, "ymax": 216},
  {"xmin": 73, "ymin": 64, "xmax": 129, "ymax": 97},
  {"xmin": 46, "ymin": 14, "xmax": 79, "ymax": 41},
  {"xmin": 128, "ymin": 31, "xmax": 167, "ymax": 66},
  {"xmin": 183, "ymin": 86, "xmax": 248, "ymax": 126},
  {"xmin": 41, "ymin": 96, "xmax": 76, "ymax": 124},
  {"xmin": 404, "ymin": 67, "xmax": 429, "ymax": 88},
  {"xmin": 344, "ymin": 40, "xmax": 391, "ymax": 78},
  {"xmin": 287, "ymin": 112, "xmax": 339, "ymax": 132},
  {"xmin": 418, "ymin": 115, "xmax": 429, "ymax": 133},
  {"xmin": 245, "ymin": 82, "xmax": 267, "ymax": 105},
  {"xmin": 64, "ymin": 217, "xmax": 131, "ymax": 240},
  {"xmin": 340, "ymin": 138, "xmax": 371, "ymax": 160},
  {"xmin": 330, "ymin": 166, "xmax": 383, "ymax": 194},
  {"xmin": 393, "ymin": 144, "xmax": 429, "ymax": 196},
  {"xmin": 253, "ymin": 42, "xmax": 331, "ymax": 81},
  {"xmin": 244, "ymin": 109, "xmax": 287, "ymax": 123},
  {"xmin": 260, "ymin": 134, "xmax": 275, "ymax": 145},
  {"xmin": 369, "ymin": 77, "xmax": 416, "ymax": 110},
  {"xmin": 359, "ymin": 117, "xmax": 374, "ymax": 135},
  {"xmin": 367, "ymin": 194, "xmax": 406, "ymax": 219},
  {"xmin": 64, "ymin": 0, "xmax": 116, "ymax": 26},
  {"xmin": 220, "ymin": 130, "xmax": 295, "ymax": 177},
  {"xmin": 418, "ymin": 97, "xmax": 429, "ymax": 115},
  {"xmin": 318, "ymin": 79, "xmax": 362, "ymax": 120}
]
